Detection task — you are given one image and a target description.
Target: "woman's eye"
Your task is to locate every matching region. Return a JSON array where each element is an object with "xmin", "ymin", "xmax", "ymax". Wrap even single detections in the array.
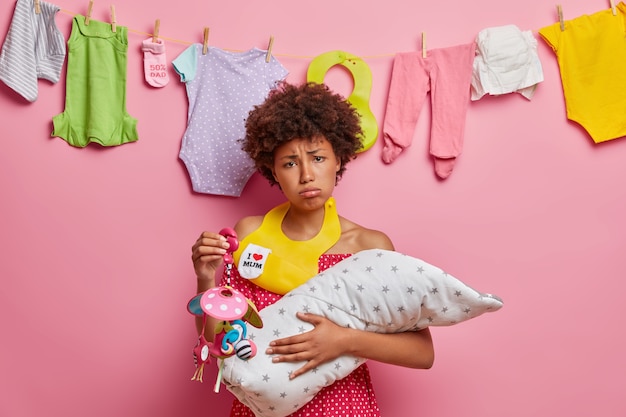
[{"xmin": 314, "ymin": 156, "xmax": 325, "ymax": 162}]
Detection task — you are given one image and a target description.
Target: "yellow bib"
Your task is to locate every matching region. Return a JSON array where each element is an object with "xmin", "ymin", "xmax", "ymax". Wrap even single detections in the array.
[{"xmin": 233, "ymin": 197, "xmax": 341, "ymax": 295}]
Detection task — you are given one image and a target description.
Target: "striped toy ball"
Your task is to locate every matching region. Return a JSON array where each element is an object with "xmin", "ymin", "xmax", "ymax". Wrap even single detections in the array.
[{"xmin": 235, "ymin": 339, "xmax": 257, "ymax": 360}]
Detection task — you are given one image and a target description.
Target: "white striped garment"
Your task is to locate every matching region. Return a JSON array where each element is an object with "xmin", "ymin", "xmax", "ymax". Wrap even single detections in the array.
[{"xmin": 0, "ymin": 0, "xmax": 66, "ymax": 102}]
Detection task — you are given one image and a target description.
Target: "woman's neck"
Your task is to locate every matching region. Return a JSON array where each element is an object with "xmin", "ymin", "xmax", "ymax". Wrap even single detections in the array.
[{"xmin": 281, "ymin": 205, "xmax": 326, "ymax": 241}]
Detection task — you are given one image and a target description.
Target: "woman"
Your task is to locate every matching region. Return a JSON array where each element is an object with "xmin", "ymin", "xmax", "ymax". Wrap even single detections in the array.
[{"xmin": 191, "ymin": 82, "xmax": 434, "ymax": 416}]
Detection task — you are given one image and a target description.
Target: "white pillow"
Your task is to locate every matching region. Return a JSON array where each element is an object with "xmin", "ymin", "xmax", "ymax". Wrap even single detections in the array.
[{"xmin": 221, "ymin": 249, "xmax": 503, "ymax": 417}]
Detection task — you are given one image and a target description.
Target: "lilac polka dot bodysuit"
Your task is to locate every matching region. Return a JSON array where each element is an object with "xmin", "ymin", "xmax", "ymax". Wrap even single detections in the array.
[{"xmin": 173, "ymin": 45, "xmax": 288, "ymax": 196}]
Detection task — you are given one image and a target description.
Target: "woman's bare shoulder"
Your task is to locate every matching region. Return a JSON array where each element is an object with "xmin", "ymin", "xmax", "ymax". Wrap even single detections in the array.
[
  {"xmin": 333, "ymin": 217, "xmax": 394, "ymax": 253},
  {"xmin": 234, "ymin": 215, "xmax": 264, "ymax": 240}
]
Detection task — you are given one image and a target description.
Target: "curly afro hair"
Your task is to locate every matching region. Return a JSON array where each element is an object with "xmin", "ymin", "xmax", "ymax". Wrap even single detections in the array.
[{"xmin": 242, "ymin": 82, "xmax": 363, "ymax": 186}]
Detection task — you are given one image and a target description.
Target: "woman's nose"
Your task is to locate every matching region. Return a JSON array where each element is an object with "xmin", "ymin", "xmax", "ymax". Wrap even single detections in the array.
[{"xmin": 300, "ymin": 162, "xmax": 314, "ymax": 183}]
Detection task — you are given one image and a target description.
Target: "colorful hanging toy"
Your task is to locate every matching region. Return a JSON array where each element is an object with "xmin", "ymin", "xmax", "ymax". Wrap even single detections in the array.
[{"xmin": 187, "ymin": 227, "xmax": 263, "ymax": 392}]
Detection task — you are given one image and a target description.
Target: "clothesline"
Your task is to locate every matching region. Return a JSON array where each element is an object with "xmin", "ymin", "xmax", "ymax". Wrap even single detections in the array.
[
  {"xmin": 56, "ymin": 4, "xmax": 618, "ymax": 62},
  {"xmin": 58, "ymin": 9, "xmax": 394, "ymax": 61},
  {"xmin": 50, "ymin": 2, "xmax": 622, "ymax": 62},
  {"xmin": 55, "ymin": 3, "xmax": 618, "ymax": 63}
]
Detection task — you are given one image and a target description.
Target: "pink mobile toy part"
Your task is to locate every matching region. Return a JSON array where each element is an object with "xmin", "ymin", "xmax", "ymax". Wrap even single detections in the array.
[{"xmin": 187, "ymin": 228, "xmax": 263, "ymax": 392}]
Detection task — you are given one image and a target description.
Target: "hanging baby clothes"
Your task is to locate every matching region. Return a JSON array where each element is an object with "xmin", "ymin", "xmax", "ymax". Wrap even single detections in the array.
[
  {"xmin": 471, "ymin": 25, "xmax": 544, "ymax": 101},
  {"xmin": 51, "ymin": 15, "xmax": 138, "ymax": 147},
  {"xmin": 0, "ymin": 0, "xmax": 66, "ymax": 102},
  {"xmin": 382, "ymin": 43, "xmax": 475, "ymax": 179},
  {"xmin": 172, "ymin": 46, "xmax": 288, "ymax": 197},
  {"xmin": 539, "ymin": 4, "xmax": 626, "ymax": 144}
]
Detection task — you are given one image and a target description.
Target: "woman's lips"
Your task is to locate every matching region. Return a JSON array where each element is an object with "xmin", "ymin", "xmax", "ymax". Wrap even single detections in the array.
[{"xmin": 299, "ymin": 188, "xmax": 321, "ymax": 198}]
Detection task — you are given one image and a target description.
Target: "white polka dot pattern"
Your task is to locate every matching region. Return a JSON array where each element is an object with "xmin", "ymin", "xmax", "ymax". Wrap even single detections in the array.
[{"xmin": 200, "ymin": 287, "xmax": 249, "ymax": 321}]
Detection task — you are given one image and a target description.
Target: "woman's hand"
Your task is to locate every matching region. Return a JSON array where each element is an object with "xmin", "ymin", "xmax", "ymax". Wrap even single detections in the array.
[
  {"xmin": 265, "ymin": 312, "xmax": 350, "ymax": 379},
  {"xmin": 191, "ymin": 231, "xmax": 230, "ymax": 281},
  {"xmin": 191, "ymin": 231, "xmax": 231, "ymax": 337},
  {"xmin": 265, "ymin": 312, "xmax": 435, "ymax": 378}
]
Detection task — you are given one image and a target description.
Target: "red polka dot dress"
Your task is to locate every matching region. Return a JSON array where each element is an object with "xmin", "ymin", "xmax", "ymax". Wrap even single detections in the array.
[{"xmin": 229, "ymin": 254, "xmax": 381, "ymax": 417}]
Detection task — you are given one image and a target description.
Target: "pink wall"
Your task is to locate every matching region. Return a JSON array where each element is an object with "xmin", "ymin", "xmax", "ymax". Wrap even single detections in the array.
[{"xmin": 1, "ymin": 0, "xmax": 625, "ymax": 416}]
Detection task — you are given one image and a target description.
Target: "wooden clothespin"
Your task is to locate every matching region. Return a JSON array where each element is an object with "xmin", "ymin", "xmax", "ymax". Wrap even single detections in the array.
[
  {"xmin": 610, "ymin": 0, "xmax": 617, "ymax": 15},
  {"xmin": 421, "ymin": 32, "xmax": 427, "ymax": 58},
  {"xmin": 202, "ymin": 27, "xmax": 210, "ymax": 55},
  {"xmin": 34, "ymin": 0, "xmax": 41, "ymax": 14},
  {"xmin": 557, "ymin": 5, "xmax": 564, "ymax": 31},
  {"xmin": 85, "ymin": 0, "xmax": 94, "ymax": 25},
  {"xmin": 152, "ymin": 19, "xmax": 161, "ymax": 43},
  {"xmin": 265, "ymin": 36, "xmax": 275, "ymax": 63},
  {"xmin": 110, "ymin": 5, "xmax": 117, "ymax": 33}
]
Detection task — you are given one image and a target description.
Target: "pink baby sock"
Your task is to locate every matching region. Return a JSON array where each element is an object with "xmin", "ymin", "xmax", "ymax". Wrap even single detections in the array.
[
  {"xmin": 433, "ymin": 157, "xmax": 457, "ymax": 179},
  {"xmin": 142, "ymin": 38, "xmax": 169, "ymax": 88}
]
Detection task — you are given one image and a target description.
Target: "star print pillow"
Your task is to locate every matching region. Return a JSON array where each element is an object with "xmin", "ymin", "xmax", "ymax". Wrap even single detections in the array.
[{"xmin": 221, "ymin": 249, "xmax": 503, "ymax": 417}]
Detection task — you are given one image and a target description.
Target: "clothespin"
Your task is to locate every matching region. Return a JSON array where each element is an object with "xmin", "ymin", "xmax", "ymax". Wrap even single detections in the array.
[
  {"xmin": 202, "ymin": 27, "xmax": 210, "ymax": 55},
  {"xmin": 610, "ymin": 0, "xmax": 617, "ymax": 15},
  {"xmin": 34, "ymin": 0, "xmax": 41, "ymax": 14},
  {"xmin": 85, "ymin": 0, "xmax": 94, "ymax": 25},
  {"xmin": 421, "ymin": 32, "xmax": 427, "ymax": 58},
  {"xmin": 265, "ymin": 36, "xmax": 275, "ymax": 63},
  {"xmin": 557, "ymin": 5, "xmax": 564, "ymax": 31},
  {"xmin": 152, "ymin": 19, "xmax": 161, "ymax": 43},
  {"xmin": 110, "ymin": 5, "xmax": 117, "ymax": 33}
]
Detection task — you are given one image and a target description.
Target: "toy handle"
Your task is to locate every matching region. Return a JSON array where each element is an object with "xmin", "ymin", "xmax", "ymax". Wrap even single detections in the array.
[
  {"xmin": 219, "ymin": 227, "xmax": 239, "ymax": 285},
  {"xmin": 219, "ymin": 227, "xmax": 239, "ymax": 262}
]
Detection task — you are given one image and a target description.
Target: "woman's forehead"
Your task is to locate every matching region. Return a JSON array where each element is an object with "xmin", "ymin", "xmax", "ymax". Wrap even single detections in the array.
[{"xmin": 276, "ymin": 136, "xmax": 332, "ymax": 153}]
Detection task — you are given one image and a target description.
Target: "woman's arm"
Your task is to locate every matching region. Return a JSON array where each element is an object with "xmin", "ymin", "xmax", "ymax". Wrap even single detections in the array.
[
  {"xmin": 191, "ymin": 216, "xmax": 263, "ymax": 338},
  {"xmin": 191, "ymin": 231, "xmax": 229, "ymax": 339},
  {"xmin": 267, "ymin": 312, "xmax": 434, "ymax": 379},
  {"xmin": 345, "ymin": 325, "xmax": 434, "ymax": 369},
  {"xmin": 268, "ymin": 223, "xmax": 435, "ymax": 379},
  {"xmin": 338, "ymin": 224, "xmax": 435, "ymax": 368}
]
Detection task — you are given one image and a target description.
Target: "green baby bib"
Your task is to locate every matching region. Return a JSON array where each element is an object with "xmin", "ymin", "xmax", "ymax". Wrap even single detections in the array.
[{"xmin": 306, "ymin": 51, "xmax": 378, "ymax": 152}]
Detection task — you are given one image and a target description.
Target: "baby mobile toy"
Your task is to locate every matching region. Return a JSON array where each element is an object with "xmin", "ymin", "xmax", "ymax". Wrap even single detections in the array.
[{"xmin": 187, "ymin": 228, "xmax": 263, "ymax": 392}]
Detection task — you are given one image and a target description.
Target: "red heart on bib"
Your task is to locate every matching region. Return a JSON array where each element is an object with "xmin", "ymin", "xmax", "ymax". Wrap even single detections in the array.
[{"xmin": 253, "ymin": 253, "xmax": 263, "ymax": 261}]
